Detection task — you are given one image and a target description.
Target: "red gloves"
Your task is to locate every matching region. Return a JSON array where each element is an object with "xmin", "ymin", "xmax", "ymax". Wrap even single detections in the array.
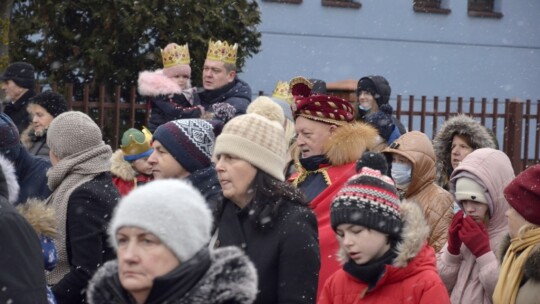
[
  {"xmin": 447, "ymin": 211, "xmax": 464, "ymax": 255},
  {"xmin": 459, "ymin": 215, "xmax": 491, "ymax": 257}
]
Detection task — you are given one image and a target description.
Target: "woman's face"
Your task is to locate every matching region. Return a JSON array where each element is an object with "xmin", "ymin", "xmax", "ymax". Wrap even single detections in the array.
[
  {"xmin": 505, "ymin": 207, "xmax": 529, "ymax": 238},
  {"xmin": 30, "ymin": 104, "xmax": 54, "ymax": 136},
  {"xmin": 214, "ymin": 153, "xmax": 258, "ymax": 208},
  {"xmin": 357, "ymin": 91, "xmax": 379, "ymax": 114},
  {"xmin": 451, "ymin": 135, "xmax": 474, "ymax": 169},
  {"xmin": 336, "ymin": 224, "xmax": 390, "ymax": 265},
  {"xmin": 116, "ymin": 227, "xmax": 180, "ymax": 303}
]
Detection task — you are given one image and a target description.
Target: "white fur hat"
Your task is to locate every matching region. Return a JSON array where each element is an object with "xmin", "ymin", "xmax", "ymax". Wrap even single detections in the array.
[{"xmin": 109, "ymin": 179, "xmax": 212, "ymax": 262}]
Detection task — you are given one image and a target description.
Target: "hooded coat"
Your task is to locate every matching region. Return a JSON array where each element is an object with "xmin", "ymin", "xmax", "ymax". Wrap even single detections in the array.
[
  {"xmin": 437, "ymin": 148, "xmax": 514, "ymax": 304},
  {"xmin": 383, "ymin": 131, "xmax": 454, "ymax": 253},
  {"xmin": 498, "ymin": 235, "xmax": 540, "ymax": 304},
  {"xmin": 138, "ymin": 70, "xmax": 201, "ymax": 132},
  {"xmin": 11, "ymin": 144, "xmax": 52, "ymax": 205},
  {"xmin": 319, "ymin": 200, "xmax": 450, "ymax": 304},
  {"xmin": 194, "ymin": 77, "xmax": 252, "ymax": 116},
  {"xmin": 110, "ymin": 149, "xmax": 152, "ymax": 196},
  {"xmin": 432, "ymin": 114, "xmax": 497, "ymax": 190},
  {"xmin": 0, "ymin": 154, "xmax": 49, "ymax": 303},
  {"xmin": 289, "ymin": 122, "xmax": 379, "ymax": 298},
  {"xmin": 86, "ymin": 246, "xmax": 258, "ymax": 304}
]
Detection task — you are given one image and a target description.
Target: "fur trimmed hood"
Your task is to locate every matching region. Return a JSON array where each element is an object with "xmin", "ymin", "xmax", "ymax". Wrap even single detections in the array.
[
  {"xmin": 87, "ymin": 246, "xmax": 258, "ymax": 304},
  {"xmin": 16, "ymin": 198, "xmax": 57, "ymax": 238},
  {"xmin": 137, "ymin": 69, "xmax": 192, "ymax": 97},
  {"xmin": 0, "ymin": 154, "xmax": 20, "ymax": 204},
  {"xmin": 110, "ymin": 149, "xmax": 136, "ymax": 181},
  {"xmin": 337, "ymin": 200, "xmax": 430, "ymax": 267},
  {"xmin": 323, "ymin": 122, "xmax": 379, "ymax": 166},
  {"xmin": 433, "ymin": 114, "xmax": 497, "ymax": 187}
]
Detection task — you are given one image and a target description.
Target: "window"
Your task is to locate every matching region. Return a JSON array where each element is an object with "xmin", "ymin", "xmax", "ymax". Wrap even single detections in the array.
[
  {"xmin": 322, "ymin": 0, "xmax": 361, "ymax": 9},
  {"xmin": 263, "ymin": 0, "xmax": 302, "ymax": 4},
  {"xmin": 468, "ymin": 0, "xmax": 503, "ymax": 18},
  {"xmin": 413, "ymin": 0, "xmax": 451, "ymax": 14}
]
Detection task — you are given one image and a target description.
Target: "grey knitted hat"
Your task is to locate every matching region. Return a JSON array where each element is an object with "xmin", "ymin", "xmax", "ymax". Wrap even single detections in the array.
[
  {"xmin": 110, "ymin": 179, "xmax": 213, "ymax": 262},
  {"xmin": 47, "ymin": 111, "xmax": 104, "ymax": 159}
]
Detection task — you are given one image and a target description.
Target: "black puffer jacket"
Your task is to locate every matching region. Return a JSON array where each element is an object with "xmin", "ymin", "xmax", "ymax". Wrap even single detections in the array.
[{"xmin": 0, "ymin": 155, "xmax": 49, "ymax": 303}]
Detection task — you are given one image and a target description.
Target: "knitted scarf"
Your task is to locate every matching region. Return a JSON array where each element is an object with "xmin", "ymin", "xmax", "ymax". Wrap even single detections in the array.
[
  {"xmin": 45, "ymin": 144, "xmax": 112, "ymax": 285},
  {"xmin": 493, "ymin": 228, "xmax": 540, "ymax": 304}
]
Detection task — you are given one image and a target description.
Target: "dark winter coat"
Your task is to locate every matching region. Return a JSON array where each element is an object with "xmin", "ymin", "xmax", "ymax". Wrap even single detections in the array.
[
  {"xmin": 0, "ymin": 155, "xmax": 49, "ymax": 303},
  {"xmin": 13, "ymin": 146, "xmax": 52, "ymax": 205},
  {"xmin": 86, "ymin": 247, "xmax": 258, "ymax": 304},
  {"xmin": 498, "ymin": 235, "xmax": 540, "ymax": 304},
  {"xmin": 195, "ymin": 77, "xmax": 252, "ymax": 116},
  {"xmin": 21, "ymin": 125, "xmax": 50, "ymax": 159},
  {"xmin": 2, "ymin": 89, "xmax": 35, "ymax": 133},
  {"xmin": 186, "ymin": 165, "xmax": 221, "ymax": 214},
  {"xmin": 50, "ymin": 172, "xmax": 119, "ymax": 303},
  {"xmin": 138, "ymin": 70, "xmax": 201, "ymax": 132},
  {"xmin": 214, "ymin": 197, "xmax": 320, "ymax": 304},
  {"xmin": 432, "ymin": 114, "xmax": 497, "ymax": 189},
  {"xmin": 319, "ymin": 201, "xmax": 450, "ymax": 304}
]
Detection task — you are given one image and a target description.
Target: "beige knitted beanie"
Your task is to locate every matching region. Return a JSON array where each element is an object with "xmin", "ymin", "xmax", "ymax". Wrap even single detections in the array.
[
  {"xmin": 214, "ymin": 113, "xmax": 287, "ymax": 181},
  {"xmin": 47, "ymin": 111, "xmax": 104, "ymax": 159}
]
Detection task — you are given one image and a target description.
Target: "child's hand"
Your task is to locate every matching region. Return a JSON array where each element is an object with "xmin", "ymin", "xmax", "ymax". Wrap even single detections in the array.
[
  {"xmin": 447, "ymin": 210, "xmax": 464, "ymax": 255},
  {"xmin": 459, "ymin": 216, "xmax": 491, "ymax": 257}
]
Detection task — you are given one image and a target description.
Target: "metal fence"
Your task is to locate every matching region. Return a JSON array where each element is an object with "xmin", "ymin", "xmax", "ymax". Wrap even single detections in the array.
[{"xmin": 45, "ymin": 83, "xmax": 539, "ymax": 174}]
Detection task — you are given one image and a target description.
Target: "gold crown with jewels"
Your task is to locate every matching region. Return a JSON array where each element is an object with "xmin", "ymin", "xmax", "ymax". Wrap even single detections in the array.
[
  {"xmin": 121, "ymin": 126, "xmax": 153, "ymax": 157},
  {"xmin": 272, "ymin": 81, "xmax": 294, "ymax": 104},
  {"xmin": 206, "ymin": 40, "xmax": 238, "ymax": 64},
  {"xmin": 161, "ymin": 43, "xmax": 190, "ymax": 68}
]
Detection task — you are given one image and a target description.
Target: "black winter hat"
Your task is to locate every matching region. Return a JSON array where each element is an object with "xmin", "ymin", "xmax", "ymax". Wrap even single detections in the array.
[
  {"xmin": 309, "ymin": 78, "xmax": 327, "ymax": 94},
  {"xmin": 0, "ymin": 113, "xmax": 22, "ymax": 162},
  {"xmin": 29, "ymin": 91, "xmax": 69, "ymax": 118},
  {"xmin": 356, "ymin": 76, "xmax": 391, "ymax": 107},
  {"xmin": 364, "ymin": 104, "xmax": 395, "ymax": 142},
  {"xmin": 356, "ymin": 151, "xmax": 389, "ymax": 176},
  {"xmin": 331, "ymin": 167, "xmax": 402, "ymax": 237},
  {"xmin": 0, "ymin": 62, "xmax": 35, "ymax": 90}
]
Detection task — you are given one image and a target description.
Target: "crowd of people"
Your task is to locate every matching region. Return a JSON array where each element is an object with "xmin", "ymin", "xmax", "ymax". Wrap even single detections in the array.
[{"xmin": 0, "ymin": 39, "xmax": 539, "ymax": 304}]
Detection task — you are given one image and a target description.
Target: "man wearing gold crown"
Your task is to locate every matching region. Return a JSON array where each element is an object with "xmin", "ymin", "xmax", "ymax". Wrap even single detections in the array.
[
  {"xmin": 138, "ymin": 43, "xmax": 203, "ymax": 132},
  {"xmin": 194, "ymin": 40, "xmax": 252, "ymax": 119}
]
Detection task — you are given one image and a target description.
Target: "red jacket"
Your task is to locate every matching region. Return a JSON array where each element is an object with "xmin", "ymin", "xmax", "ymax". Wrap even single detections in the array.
[
  {"xmin": 112, "ymin": 174, "xmax": 152, "ymax": 197},
  {"xmin": 319, "ymin": 202, "xmax": 450, "ymax": 304}
]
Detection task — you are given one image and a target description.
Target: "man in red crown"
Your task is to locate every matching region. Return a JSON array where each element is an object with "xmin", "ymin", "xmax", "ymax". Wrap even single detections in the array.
[{"xmin": 288, "ymin": 76, "xmax": 380, "ymax": 299}]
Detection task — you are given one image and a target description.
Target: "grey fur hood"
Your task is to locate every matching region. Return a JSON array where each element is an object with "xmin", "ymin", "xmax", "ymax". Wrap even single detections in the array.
[
  {"xmin": 0, "ymin": 154, "xmax": 20, "ymax": 204},
  {"xmin": 87, "ymin": 246, "xmax": 258, "ymax": 304},
  {"xmin": 432, "ymin": 114, "xmax": 497, "ymax": 187},
  {"xmin": 499, "ymin": 234, "xmax": 540, "ymax": 283}
]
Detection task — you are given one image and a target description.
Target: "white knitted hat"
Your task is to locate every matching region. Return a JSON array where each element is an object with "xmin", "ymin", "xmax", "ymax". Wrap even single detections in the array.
[
  {"xmin": 214, "ymin": 113, "xmax": 287, "ymax": 181},
  {"xmin": 109, "ymin": 179, "xmax": 212, "ymax": 262},
  {"xmin": 455, "ymin": 177, "xmax": 488, "ymax": 205}
]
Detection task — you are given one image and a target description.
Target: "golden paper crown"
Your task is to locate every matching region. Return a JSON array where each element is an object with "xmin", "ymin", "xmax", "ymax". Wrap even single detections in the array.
[
  {"xmin": 161, "ymin": 43, "xmax": 190, "ymax": 68},
  {"xmin": 206, "ymin": 40, "xmax": 238, "ymax": 64},
  {"xmin": 271, "ymin": 81, "xmax": 294, "ymax": 105},
  {"xmin": 121, "ymin": 126, "xmax": 153, "ymax": 159}
]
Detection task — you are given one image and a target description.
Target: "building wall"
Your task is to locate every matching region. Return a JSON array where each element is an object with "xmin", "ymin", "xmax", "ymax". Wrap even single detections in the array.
[{"xmin": 239, "ymin": 0, "xmax": 540, "ymax": 101}]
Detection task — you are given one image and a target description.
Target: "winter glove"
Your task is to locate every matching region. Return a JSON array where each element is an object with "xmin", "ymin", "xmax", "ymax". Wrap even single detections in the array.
[
  {"xmin": 459, "ymin": 215, "xmax": 491, "ymax": 257},
  {"xmin": 447, "ymin": 210, "xmax": 464, "ymax": 255}
]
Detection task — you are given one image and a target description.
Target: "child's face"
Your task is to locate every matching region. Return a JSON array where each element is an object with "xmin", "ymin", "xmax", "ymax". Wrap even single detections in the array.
[
  {"xmin": 132, "ymin": 157, "xmax": 153, "ymax": 176},
  {"xmin": 336, "ymin": 224, "xmax": 391, "ymax": 265},
  {"xmin": 461, "ymin": 200, "xmax": 490, "ymax": 224},
  {"xmin": 170, "ymin": 73, "xmax": 190, "ymax": 89}
]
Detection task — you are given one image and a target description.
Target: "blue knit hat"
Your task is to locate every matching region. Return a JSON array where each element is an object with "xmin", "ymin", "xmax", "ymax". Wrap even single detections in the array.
[
  {"xmin": 152, "ymin": 119, "xmax": 215, "ymax": 173},
  {"xmin": 0, "ymin": 114, "xmax": 22, "ymax": 161}
]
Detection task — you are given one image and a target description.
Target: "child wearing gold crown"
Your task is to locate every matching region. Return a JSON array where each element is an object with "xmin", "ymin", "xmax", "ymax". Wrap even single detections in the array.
[
  {"xmin": 138, "ymin": 43, "xmax": 203, "ymax": 132},
  {"xmin": 111, "ymin": 127, "xmax": 154, "ymax": 196}
]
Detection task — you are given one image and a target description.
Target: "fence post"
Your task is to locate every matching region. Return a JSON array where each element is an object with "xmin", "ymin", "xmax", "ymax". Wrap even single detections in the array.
[{"xmin": 506, "ymin": 99, "xmax": 523, "ymax": 174}]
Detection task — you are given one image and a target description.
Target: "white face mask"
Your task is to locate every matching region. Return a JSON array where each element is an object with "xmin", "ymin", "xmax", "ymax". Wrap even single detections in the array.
[
  {"xmin": 359, "ymin": 104, "xmax": 371, "ymax": 111},
  {"xmin": 391, "ymin": 162, "xmax": 412, "ymax": 185}
]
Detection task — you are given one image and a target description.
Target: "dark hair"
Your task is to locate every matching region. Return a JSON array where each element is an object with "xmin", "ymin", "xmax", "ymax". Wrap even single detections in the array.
[{"xmin": 248, "ymin": 170, "xmax": 308, "ymax": 230}]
